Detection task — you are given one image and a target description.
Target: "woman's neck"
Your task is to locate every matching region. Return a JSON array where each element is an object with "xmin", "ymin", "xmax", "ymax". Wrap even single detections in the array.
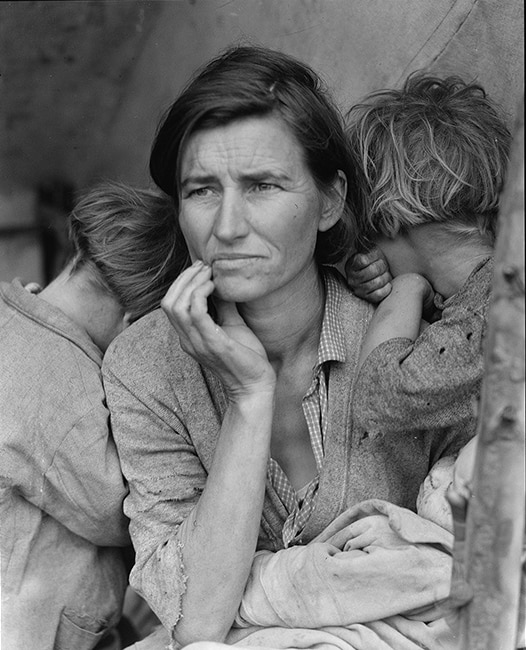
[{"xmin": 236, "ymin": 263, "xmax": 326, "ymax": 370}]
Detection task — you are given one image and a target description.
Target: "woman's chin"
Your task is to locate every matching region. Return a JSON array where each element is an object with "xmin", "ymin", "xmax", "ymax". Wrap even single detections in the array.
[{"xmin": 212, "ymin": 278, "xmax": 265, "ymax": 304}]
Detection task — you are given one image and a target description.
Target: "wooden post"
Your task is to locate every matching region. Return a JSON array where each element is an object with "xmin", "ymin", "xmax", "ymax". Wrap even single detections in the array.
[{"xmin": 458, "ymin": 99, "xmax": 525, "ymax": 648}]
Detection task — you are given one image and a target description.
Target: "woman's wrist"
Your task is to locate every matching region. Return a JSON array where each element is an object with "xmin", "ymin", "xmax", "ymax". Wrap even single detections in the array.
[{"xmin": 227, "ymin": 382, "xmax": 276, "ymax": 410}]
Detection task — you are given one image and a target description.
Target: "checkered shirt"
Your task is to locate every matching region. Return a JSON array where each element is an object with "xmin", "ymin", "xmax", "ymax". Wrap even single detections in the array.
[{"xmin": 267, "ymin": 271, "xmax": 346, "ymax": 547}]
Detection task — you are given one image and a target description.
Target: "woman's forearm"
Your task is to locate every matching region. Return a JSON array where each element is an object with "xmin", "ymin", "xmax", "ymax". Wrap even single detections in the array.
[{"xmin": 172, "ymin": 389, "xmax": 275, "ymax": 646}]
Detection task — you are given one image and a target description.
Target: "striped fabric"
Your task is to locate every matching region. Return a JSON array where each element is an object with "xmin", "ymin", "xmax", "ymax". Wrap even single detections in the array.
[{"xmin": 268, "ymin": 272, "xmax": 346, "ymax": 547}]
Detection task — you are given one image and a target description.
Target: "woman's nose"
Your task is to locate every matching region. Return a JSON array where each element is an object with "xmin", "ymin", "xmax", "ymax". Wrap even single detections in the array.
[{"xmin": 212, "ymin": 190, "xmax": 250, "ymax": 241}]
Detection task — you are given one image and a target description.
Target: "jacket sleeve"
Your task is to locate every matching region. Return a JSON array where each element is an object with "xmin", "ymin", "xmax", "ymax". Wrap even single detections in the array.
[
  {"xmin": 353, "ymin": 304, "xmax": 485, "ymax": 436},
  {"xmin": 236, "ymin": 500, "xmax": 454, "ymax": 628},
  {"xmin": 102, "ymin": 353, "xmax": 207, "ymax": 631}
]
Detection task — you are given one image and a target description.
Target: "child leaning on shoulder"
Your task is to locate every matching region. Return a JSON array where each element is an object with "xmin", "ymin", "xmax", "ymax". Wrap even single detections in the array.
[{"xmin": 344, "ymin": 72, "xmax": 511, "ymax": 523}]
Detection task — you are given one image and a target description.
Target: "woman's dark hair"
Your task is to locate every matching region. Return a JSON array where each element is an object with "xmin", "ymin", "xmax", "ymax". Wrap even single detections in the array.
[{"xmin": 150, "ymin": 45, "xmax": 365, "ymax": 264}]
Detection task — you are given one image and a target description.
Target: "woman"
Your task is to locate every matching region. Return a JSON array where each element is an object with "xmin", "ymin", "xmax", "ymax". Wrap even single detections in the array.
[
  {"xmin": 0, "ymin": 181, "xmax": 183, "ymax": 650},
  {"xmin": 102, "ymin": 46, "xmax": 471, "ymax": 648}
]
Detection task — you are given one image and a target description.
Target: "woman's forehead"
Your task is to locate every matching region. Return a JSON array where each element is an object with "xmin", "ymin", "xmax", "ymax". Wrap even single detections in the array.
[{"xmin": 180, "ymin": 115, "xmax": 308, "ymax": 179}]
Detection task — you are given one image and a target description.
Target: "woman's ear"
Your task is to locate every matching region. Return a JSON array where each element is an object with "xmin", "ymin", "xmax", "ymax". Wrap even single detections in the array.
[
  {"xmin": 123, "ymin": 312, "xmax": 133, "ymax": 329},
  {"xmin": 318, "ymin": 170, "xmax": 347, "ymax": 232}
]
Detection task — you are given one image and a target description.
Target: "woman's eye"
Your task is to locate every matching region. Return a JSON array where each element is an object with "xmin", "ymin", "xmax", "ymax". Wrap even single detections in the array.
[
  {"xmin": 255, "ymin": 182, "xmax": 277, "ymax": 192},
  {"xmin": 188, "ymin": 187, "xmax": 212, "ymax": 198}
]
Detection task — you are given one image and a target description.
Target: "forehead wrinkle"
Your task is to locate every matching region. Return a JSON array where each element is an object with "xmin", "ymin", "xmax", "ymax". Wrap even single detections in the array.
[{"xmin": 182, "ymin": 119, "xmax": 304, "ymax": 183}]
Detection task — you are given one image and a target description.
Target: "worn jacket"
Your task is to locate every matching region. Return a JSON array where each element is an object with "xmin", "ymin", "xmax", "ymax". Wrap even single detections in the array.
[
  {"xmin": 353, "ymin": 257, "xmax": 493, "ymax": 438},
  {"xmin": 102, "ymin": 270, "xmax": 472, "ymax": 631},
  {"xmin": 0, "ymin": 279, "xmax": 130, "ymax": 650}
]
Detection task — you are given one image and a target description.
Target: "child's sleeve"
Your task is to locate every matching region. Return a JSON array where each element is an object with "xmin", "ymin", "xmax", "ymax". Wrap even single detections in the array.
[{"xmin": 353, "ymin": 304, "xmax": 485, "ymax": 435}]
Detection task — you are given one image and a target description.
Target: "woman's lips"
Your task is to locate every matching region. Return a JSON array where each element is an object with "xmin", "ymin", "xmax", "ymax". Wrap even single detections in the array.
[{"xmin": 211, "ymin": 255, "xmax": 262, "ymax": 270}]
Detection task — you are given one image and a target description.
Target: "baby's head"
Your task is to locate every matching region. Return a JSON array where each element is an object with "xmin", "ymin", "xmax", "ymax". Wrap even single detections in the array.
[
  {"xmin": 417, "ymin": 437, "xmax": 478, "ymax": 531},
  {"xmin": 347, "ymin": 73, "xmax": 511, "ymax": 253}
]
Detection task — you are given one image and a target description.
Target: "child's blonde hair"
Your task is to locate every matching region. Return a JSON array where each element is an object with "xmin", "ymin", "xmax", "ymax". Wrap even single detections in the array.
[
  {"xmin": 69, "ymin": 181, "xmax": 187, "ymax": 321},
  {"xmin": 347, "ymin": 73, "xmax": 511, "ymax": 250}
]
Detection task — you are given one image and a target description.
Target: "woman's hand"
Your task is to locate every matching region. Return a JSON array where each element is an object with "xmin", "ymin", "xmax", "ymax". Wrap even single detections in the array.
[
  {"xmin": 161, "ymin": 261, "xmax": 276, "ymax": 397},
  {"xmin": 345, "ymin": 247, "xmax": 392, "ymax": 303},
  {"xmin": 329, "ymin": 515, "xmax": 408, "ymax": 552},
  {"xmin": 161, "ymin": 261, "xmax": 276, "ymax": 643}
]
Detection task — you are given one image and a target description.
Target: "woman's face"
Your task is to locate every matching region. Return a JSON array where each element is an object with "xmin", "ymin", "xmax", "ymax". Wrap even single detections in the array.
[{"xmin": 178, "ymin": 115, "xmax": 340, "ymax": 304}]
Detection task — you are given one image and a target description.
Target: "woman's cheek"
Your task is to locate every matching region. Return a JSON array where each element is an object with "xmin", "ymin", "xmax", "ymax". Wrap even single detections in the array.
[{"xmin": 179, "ymin": 221, "xmax": 202, "ymax": 261}]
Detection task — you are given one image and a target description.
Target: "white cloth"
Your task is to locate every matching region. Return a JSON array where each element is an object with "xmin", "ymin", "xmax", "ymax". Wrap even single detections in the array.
[{"xmin": 224, "ymin": 499, "xmax": 458, "ymax": 650}]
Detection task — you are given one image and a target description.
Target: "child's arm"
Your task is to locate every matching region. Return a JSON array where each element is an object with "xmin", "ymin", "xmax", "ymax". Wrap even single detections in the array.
[
  {"xmin": 346, "ymin": 247, "xmax": 392, "ymax": 303},
  {"xmin": 357, "ymin": 273, "xmax": 434, "ymax": 372},
  {"xmin": 352, "ymin": 260, "xmax": 490, "ymax": 437}
]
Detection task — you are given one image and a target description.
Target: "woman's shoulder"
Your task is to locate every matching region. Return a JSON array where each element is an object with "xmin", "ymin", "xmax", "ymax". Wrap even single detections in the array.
[
  {"xmin": 102, "ymin": 307, "xmax": 225, "ymax": 438},
  {"xmin": 324, "ymin": 266, "xmax": 375, "ymax": 326},
  {"xmin": 103, "ymin": 307, "xmax": 190, "ymax": 377}
]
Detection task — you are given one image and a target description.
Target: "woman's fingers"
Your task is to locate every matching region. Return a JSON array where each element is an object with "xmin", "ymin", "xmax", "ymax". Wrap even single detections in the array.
[
  {"xmin": 162, "ymin": 262, "xmax": 217, "ymax": 347},
  {"xmin": 330, "ymin": 515, "xmax": 405, "ymax": 551},
  {"xmin": 328, "ymin": 518, "xmax": 373, "ymax": 549},
  {"xmin": 161, "ymin": 262, "xmax": 274, "ymax": 393},
  {"xmin": 163, "ymin": 260, "xmax": 207, "ymax": 305},
  {"xmin": 163, "ymin": 263, "xmax": 211, "ymax": 318}
]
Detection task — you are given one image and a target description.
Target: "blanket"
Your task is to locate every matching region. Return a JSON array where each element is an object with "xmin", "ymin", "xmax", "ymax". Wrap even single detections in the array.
[
  {"xmin": 224, "ymin": 499, "xmax": 459, "ymax": 650},
  {"xmin": 129, "ymin": 500, "xmax": 461, "ymax": 650}
]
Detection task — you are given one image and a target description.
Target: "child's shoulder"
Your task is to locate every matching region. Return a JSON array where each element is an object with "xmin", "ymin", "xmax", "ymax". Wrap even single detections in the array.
[{"xmin": 441, "ymin": 256, "xmax": 493, "ymax": 315}]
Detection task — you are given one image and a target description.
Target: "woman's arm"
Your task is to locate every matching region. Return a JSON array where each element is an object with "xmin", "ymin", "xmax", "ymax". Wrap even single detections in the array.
[
  {"xmin": 107, "ymin": 261, "xmax": 277, "ymax": 646},
  {"xmin": 235, "ymin": 503, "xmax": 454, "ymax": 629},
  {"xmin": 175, "ymin": 391, "xmax": 274, "ymax": 643}
]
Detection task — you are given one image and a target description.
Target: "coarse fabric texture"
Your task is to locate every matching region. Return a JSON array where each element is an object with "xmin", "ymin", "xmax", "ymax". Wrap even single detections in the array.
[
  {"xmin": 123, "ymin": 500, "xmax": 458, "ymax": 650},
  {"xmin": 0, "ymin": 279, "xmax": 130, "ymax": 650},
  {"xmin": 103, "ymin": 269, "xmax": 472, "ymax": 633},
  {"xmin": 229, "ymin": 499, "xmax": 525, "ymax": 649},
  {"xmin": 353, "ymin": 258, "xmax": 493, "ymax": 439},
  {"xmin": 233, "ymin": 499, "xmax": 454, "ymax": 630}
]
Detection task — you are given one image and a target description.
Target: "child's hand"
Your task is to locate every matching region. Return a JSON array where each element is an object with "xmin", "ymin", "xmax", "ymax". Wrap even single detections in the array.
[{"xmin": 345, "ymin": 247, "xmax": 392, "ymax": 303}]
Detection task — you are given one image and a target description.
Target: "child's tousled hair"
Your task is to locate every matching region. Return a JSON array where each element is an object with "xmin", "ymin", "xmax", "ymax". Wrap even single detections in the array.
[
  {"xmin": 69, "ymin": 181, "xmax": 186, "ymax": 322},
  {"xmin": 346, "ymin": 73, "xmax": 512, "ymax": 250}
]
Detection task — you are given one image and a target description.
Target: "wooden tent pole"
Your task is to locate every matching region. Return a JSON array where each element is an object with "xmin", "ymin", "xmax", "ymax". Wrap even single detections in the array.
[{"xmin": 458, "ymin": 98, "xmax": 525, "ymax": 648}]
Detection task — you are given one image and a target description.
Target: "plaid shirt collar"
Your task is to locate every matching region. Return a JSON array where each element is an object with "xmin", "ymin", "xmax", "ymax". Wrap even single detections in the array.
[
  {"xmin": 315, "ymin": 268, "xmax": 347, "ymax": 367},
  {"xmin": 269, "ymin": 268, "xmax": 347, "ymax": 546}
]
